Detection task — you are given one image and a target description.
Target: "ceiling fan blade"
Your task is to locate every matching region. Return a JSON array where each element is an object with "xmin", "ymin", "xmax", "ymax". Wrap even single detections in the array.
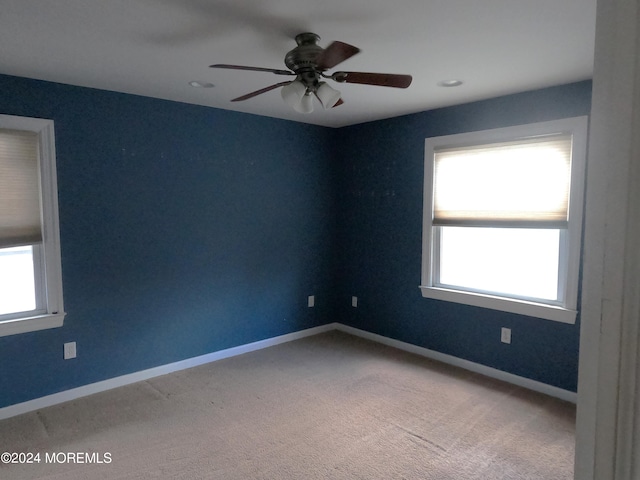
[
  {"xmin": 230, "ymin": 81, "xmax": 292, "ymax": 102},
  {"xmin": 315, "ymin": 41, "xmax": 360, "ymax": 70},
  {"xmin": 332, "ymin": 72, "xmax": 413, "ymax": 88},
  {"xmin": 210, "ymin": 64, "xmax": 294, "ymax": 76},
  {"xmin": 313, "ymin": 93, "xmax": 345, "ymax": 109}
]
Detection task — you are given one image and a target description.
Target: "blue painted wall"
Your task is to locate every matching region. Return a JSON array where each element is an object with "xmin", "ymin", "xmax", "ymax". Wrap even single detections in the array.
[
  {"xmin": 0, "ymin": 75, "xmax": 591, "ymax": 409},
  {"xmin": 332, "ymin": 81, "xmax": 592, "ymax": 392},
  {"xmin": 0, "ymin": 74, "xmax": 336, "ymax": 408}
]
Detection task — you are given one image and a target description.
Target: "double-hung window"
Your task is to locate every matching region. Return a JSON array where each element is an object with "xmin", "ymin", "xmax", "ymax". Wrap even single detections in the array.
[
  {"xmin": 420, "ymin": 117, "xmax": 588, "ymax": 323},
  {"xmin": 0, "ymin": 114, "xmax": 65, "ymax": 337}
]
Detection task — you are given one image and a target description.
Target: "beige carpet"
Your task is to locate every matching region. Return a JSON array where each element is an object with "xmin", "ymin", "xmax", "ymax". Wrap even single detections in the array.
[{"xmin": 0, "ymin": 331, "xmax": 575, "ymax": 479}]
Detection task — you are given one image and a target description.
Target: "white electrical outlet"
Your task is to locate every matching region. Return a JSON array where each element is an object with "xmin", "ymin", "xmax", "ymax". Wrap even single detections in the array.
[
  {"xmin": 501, "ymin": 328, "xmax": 512, "ymax": 344},
  {"xmin": 64, "ymin": 342, "xmax": 77, "ymax": 359},
  {"xmin": 352, "ymin": 296, "xmax": 358, "ymax": 308},
  {"xmin": 308, "ymin": 295, "xmax": 315, "ymax": 307}
]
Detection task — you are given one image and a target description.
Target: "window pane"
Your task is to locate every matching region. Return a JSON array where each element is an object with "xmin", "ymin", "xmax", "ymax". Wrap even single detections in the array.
[
  {"xmin": 438, "ymin": 227, "xmax": 560, "ymax": 301},
  {"xmin": 0, "ymin": 245, "xmax": 36, "ymax": 315}
]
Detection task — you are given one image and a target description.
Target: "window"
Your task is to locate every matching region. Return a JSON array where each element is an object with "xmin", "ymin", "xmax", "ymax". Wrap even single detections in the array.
[
  {"xmin": 0, "ymin": 114, "xmax": 65, "ymax": 337},
  {"xmin": 420, "ymin": 117, "xmax": 588, "ymax": 323}
]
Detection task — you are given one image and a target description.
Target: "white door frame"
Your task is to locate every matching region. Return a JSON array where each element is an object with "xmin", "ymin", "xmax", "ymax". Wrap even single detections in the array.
[{"xmin": 575, "ymin": 0, "xmax": 640, "ymax": 478}]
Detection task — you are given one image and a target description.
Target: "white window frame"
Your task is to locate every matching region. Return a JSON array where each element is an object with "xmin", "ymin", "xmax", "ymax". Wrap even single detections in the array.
[
  {"xmin": 420, "ymin": 116, "xmax": 588, "ymax": 324},
  {"xmin": 0, "ymin": 114, "xmax": 65, "ymax": 337}
]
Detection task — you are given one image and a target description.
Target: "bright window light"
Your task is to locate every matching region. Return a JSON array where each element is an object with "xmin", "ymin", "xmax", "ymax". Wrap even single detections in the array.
[
  {"xmin": 433, "ymin": 134, "xmax": 572, "ymax": 225},
  {"xmin": 0, "ymin": 245, "xmax": 36, "ymax": 315},
  {"xmin": 438, "ymin": 227, "xmax": 560, "ymax": 301}
]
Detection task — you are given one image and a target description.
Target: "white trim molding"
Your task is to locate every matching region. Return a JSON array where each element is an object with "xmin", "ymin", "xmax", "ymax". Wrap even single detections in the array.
[
  {"xmin": 0, "ymin": 324, "xmax": 335, "ymax": 421},
  {"xmin": 334, "ymin": 324, "xmax": 577, "ymax": 403},
  {"xmin": 0, "ymin": 313, "xmax": 65, "ymax": 338},
  {"xmin": 420, "ymin": 286, "xmax": 577, "ymax": 324},
  {"xmin": 575, "ymin": 0, "xmax": 640, "ymax": 478},
  {"xmin": 0, "ymin": 322, "xmax": 577, "ymax": 421}
]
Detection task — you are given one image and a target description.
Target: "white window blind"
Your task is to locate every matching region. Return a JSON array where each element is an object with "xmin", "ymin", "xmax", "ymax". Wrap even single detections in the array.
[
  {"xmin": 433, "ymin": 133, "xmax": 573, "ymax": 228},
  {"xmin": 0, "ymin": 129, "xmax": 42, "ymax": 248}
]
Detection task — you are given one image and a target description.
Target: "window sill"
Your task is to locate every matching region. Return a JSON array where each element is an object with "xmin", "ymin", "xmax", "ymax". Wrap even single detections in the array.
[
  {"xmin": 0, "ymin": 312, "xmax": 66, "ymax": 338},
  {"xmin": 419, "ymin": 286, "xmax": 576, "ymax": 324}
]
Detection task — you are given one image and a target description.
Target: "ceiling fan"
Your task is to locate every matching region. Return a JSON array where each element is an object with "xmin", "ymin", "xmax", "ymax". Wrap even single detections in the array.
[{"xmin": 210, "ymin": 33, "xmax": 412, "ymax": 113}]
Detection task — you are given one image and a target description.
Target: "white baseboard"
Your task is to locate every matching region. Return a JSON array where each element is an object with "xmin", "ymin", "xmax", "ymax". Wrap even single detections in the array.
[
  {"xmin": 0, "ymin": 321, "xmax": 575, "ymax": 421},
  {"xmin": 334, "ymin": 324, "xmax": 577, "ymax": 404},
  {"xmin": 0, "ymin": 324, "xmax": 336, "ymax": 421}
]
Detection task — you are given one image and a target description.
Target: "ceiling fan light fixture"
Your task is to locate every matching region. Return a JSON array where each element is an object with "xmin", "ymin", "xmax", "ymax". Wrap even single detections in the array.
[
  {"xmin": 294, "ymin": 93, "xmax": 314, "ymax": 114},
  {"xmin": 188, "ymin": 80, "xmax": 215, "ymax": 88},
  {"xmin": 316, "ymin": 82, "xmax": 341, "ymax": 109},
  {"xmin": 281, "ymin": 80, "xmax": 306, "ymax": 108},
  {"xmin": 438, "ymin": 79, "xmax": 463, "ymax": 87}
]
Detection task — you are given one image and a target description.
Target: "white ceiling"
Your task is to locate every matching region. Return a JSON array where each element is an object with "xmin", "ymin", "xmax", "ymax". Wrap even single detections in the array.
[{"xmin": 0, "ymin": 0, "xmax": 596, "ymax": 128}]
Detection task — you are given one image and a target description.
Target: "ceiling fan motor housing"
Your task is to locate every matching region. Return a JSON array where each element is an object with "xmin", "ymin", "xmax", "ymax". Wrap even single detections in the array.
[{"xmin": 285, "ymin": 33, "xmax": 324, "ymax": 87}]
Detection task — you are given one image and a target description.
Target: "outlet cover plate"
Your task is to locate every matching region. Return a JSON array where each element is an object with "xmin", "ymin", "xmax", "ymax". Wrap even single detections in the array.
[
  {"xmin": 501, "ymin": 328, "xmax": 512, "ymax": 344},
  {"xmin": 64, "ymin": 341, "xmax": 77, "ymax": 359}
]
